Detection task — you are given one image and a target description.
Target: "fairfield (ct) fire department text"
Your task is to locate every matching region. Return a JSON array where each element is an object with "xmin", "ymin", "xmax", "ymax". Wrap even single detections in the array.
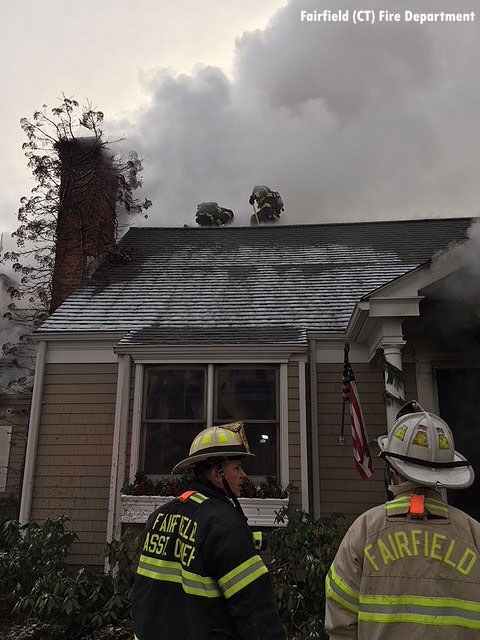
[{"xmin": 299, "ymin": 10, "xmax": 476, "ymax": 25}]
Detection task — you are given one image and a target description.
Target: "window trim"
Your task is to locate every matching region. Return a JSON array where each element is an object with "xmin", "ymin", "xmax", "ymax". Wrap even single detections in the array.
[{"xmin": 129, "ymin": 361, "xmax": 289, "ymax": 490}]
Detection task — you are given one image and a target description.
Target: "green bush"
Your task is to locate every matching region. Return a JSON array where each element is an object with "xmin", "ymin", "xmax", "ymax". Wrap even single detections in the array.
[
  {"xmin": 0, "ymin": 518, "xmax": 139, "ymax": 639},
  {"xmin": 0, "ymin": 511, "xmax": 344, "ymax": 639},
  {"xmin": 268, "ymin": 509, "xmax": 345, "ymax": 640}
]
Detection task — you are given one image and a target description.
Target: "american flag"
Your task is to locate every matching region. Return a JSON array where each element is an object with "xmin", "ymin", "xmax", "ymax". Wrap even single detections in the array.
[{"xmin": 343, "ymin": 345, "xmax": 373, "ymax": 479}]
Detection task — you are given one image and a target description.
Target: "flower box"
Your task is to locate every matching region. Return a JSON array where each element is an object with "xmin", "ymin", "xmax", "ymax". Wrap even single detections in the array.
[{"xmin": 120, "ymin": 495, "xmax": 288, "ymax": 527}]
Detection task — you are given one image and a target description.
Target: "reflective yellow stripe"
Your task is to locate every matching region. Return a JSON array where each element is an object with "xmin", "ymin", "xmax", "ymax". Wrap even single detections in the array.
[
  {"xmin": 218, "ymin": 555, "xmax": 267, "ymax": 599},
  {"xmin": 137, "ymin": 555, "xmax": 221, "ymax": 598},
  {"xmin": 326, "ymin": 573, "xmax": 358, "ymax": 613},
  {"xmin": 359, "ymin": 612, "xmax": 480, "ymax": 630},
  {"xmin": 252, "ymin": 531, "xmax": 263, "ymax": 551},
  {"xmin": 330, "ymin": 563, "xmax": 359, "ymax": 601},
  {"xmin": 385, "ymin": 500, "xmax": 410, "ymax": 512},
  {"xmin": 360, "ymin": 593, "xmax": 480, "ymax": 612},
  {"xmin": 189, "ymin": 492, "xmax": 208, "ymax": 504},
  {"xmin": 358, "ymin": 593, "xmax": 480, "ymax": 629},
  {"xmin": 425, "ymin": 498, "xmax": 449, "ymax": 515}
]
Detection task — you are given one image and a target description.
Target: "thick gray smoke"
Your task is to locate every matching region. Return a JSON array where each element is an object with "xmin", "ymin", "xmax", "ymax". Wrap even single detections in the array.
[{"xmin": 115, "ymin": 0, "xmax": 480, "ymax": 227}]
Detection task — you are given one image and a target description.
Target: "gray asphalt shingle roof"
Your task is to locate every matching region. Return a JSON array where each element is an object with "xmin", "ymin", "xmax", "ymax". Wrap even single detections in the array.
[{"xmin": 37, "ymin": 218, "xmax": 474, "ymax": 345}]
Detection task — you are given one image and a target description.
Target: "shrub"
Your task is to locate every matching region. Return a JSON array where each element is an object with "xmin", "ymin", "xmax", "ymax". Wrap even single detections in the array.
[
  {"xmin": 0, "ymin": 518, "xmax": 140, "ymax": 639},
  {"xmin": 268, "ymin": 509, "xmax": 345, "ymax": 640}
]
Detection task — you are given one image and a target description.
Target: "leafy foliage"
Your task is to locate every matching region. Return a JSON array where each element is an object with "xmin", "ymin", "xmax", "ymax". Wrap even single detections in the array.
[
  {"xmin": 121, "ymin": 469, "xmax": 194, "ymax": 496},
  {"xmin": 0, "ymin": 518, "xmax": 138, "ymax": 639},
  {"xmin": 269, "ymin": 509, "xmax": 345, "ymax": 640},
  {"xmin": 122, "ymin": 470, "xmax": 289, "ymax": 499},
  {"xmin": 0, "ymin": 510, "xmax": 345, "ymax": 639},
  {"xmin": 1, "ymin": 95, "xmax": 152, "ymax": 326},
  {"xmin": 241, "ymin": 476, "xmax": 289, "ymax": 499}
]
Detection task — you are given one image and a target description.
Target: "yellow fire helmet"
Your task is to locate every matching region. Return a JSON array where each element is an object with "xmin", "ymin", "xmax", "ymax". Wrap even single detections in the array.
[
  {"xmin": 378, "ymin": 409, "xmax": 474, "ymax": 489},
  {"xmin": 172, "ymin": 421, "xmax": 254, "ymax": 474}
]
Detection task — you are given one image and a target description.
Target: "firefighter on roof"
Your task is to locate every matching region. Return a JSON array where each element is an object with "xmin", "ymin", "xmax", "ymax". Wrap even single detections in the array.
[
  {"xmin": 132, "ymin": 422, "xmax": 286, "ymax": 640},
  {"xmin": 196, "ymin": 202, "xmax": 234, "ymax": 226},
  {"xmin": 249, "ymin": 186, "xmax": 284, "ymax": 225},
  {"xmin": 325, "ymin": 401, "xmax": 480, "ymax": 640}
]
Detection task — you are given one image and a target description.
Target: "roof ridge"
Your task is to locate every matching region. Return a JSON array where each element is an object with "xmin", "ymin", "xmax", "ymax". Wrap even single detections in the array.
[{"xmin": 127, "ymin": 216, "xmax": 475, "ymax": 232}]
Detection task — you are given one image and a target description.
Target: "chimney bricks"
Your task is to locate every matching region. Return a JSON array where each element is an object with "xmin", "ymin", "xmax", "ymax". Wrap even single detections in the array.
[{"xmin": 50, "ymin": 137, "xmax": 117, "ymax": 313}]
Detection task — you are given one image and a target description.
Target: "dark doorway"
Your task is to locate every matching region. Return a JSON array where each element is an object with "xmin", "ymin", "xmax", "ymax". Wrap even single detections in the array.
[{"xmin": 436, "ymin": 369, "xmax": 480, "ymax": 521}]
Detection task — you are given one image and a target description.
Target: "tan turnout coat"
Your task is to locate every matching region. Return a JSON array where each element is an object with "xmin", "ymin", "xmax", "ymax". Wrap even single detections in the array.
[{"xmin": 325, "ymin": 483, "xmax": 480, "ymax": 639}]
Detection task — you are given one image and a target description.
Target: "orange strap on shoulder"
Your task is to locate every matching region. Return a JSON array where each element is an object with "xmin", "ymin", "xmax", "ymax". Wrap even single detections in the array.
[
  {"xmin": 178, "ymin": 490, "xmax": 196, "ymax": 503},
  {"xmin": 409, "ymin": 494, "xmax": 425, "ymax": 517}
]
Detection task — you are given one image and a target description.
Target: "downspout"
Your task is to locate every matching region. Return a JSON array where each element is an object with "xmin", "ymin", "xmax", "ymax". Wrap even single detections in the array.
[
  {"xmin": 308, "ymin": 338, "xmax": 321, "ymax": 518},
  {"xmin": 19, "ymin": 340, "xmax": 47, "ymax": 524}
]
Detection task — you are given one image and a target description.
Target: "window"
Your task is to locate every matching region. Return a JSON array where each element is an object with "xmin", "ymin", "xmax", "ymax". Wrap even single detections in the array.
[
  {"xmin": 141, "ymin": 364, "xmax": 279, "ymax": 479},
  {"xmin": 141, "ymin": 367, "xmax": 206, "ymax": 474},
  {"xmin": 215, "ymin": 366, "xmax": 278, "ymax": 477}
]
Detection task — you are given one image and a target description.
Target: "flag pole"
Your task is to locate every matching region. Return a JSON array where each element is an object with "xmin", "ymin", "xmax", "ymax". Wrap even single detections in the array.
[{"xmin": 340, "ymin": 342, "xmax": 349, "ymax": 445}]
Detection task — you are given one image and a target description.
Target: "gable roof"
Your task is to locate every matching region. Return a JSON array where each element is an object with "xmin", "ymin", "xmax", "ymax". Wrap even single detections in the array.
[{"xmin": 36, "ymin": 217, "xmax": 474, "ymax": 345}]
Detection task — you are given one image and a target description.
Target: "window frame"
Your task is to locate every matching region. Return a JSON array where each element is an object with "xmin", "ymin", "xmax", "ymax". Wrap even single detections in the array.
[{"xmin": 130, "ymin": 361, "xmax": 289, "ymax": 488}]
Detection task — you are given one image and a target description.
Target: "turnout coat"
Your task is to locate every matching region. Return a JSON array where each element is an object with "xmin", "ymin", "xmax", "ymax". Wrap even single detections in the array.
[
  {"xmin": 132, "ymin": 479, "xmax": 285, "ymax": 640},
  {"xmin": 325, "ymin": 482, "xmax": 480, "ymax": 640}
]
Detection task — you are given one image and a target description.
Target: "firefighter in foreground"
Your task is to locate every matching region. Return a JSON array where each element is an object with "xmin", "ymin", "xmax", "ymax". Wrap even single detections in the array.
[
  {"xmin": 325, "ymin": 401, "xmax": 480, "ymax": 639},
  {"xmin": 132, "ymin": 422, "xmax": 286, "ymax": 640},
  {"xmin": 249, "ymin": 186, "xmax": 284, "ymax": 224}
]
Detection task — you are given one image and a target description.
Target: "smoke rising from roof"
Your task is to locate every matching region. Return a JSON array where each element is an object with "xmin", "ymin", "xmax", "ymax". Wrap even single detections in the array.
[{"xmin": 116, "ymin": 0, "xmax": 480, "ymax": 227}]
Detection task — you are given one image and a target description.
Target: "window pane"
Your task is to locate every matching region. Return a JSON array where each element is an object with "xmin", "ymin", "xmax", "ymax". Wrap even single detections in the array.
[
  {"xmin": 216, "ymin": 368, "xmax": 277, "ymax": 421},
  {"xmin": 145, "ymin": 368, "xmax": 205, "ymax": 420},
  {"xmin": 144, "ymin": 423, "xmax": 205, "ymax": 474},
  {"xmin": 241, "ymin": 423, "xmax": 278, "ymax": 477}
]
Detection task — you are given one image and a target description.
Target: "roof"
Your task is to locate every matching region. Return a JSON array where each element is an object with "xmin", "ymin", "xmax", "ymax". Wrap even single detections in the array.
[{"xmin": 37, "ymin": 217, "xmax": 474, "ymax": 345}]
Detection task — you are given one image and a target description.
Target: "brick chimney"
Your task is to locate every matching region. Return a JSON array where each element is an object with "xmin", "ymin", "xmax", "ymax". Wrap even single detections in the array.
[{"xmin": 50, "ymin": 137, "xmax": 117, "ymax": 313}]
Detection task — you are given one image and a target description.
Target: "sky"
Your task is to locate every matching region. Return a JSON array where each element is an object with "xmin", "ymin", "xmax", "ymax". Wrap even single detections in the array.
[{"xmin": 1, "ymin": 0, "xmax": 480, "ymax": 239}]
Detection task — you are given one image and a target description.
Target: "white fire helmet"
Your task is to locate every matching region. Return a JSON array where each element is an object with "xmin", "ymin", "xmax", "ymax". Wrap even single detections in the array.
[{"xmin": 378, "ymin": 411, "xmax": 474, "ymax": 489}]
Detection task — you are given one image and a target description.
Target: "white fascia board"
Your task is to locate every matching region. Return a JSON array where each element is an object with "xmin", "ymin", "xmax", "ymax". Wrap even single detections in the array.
[
  {"xmin": 116, "ymin": 344, "xmax": 306, "ymax": 362},
  {"xmin": 312, "ymin": 337, "xmax": 369, "ymax": 364},
  {"xmin": 46, "ymin": 340, "xmax": 118, "ymax": 363},
  {"xmin": 368, "ymin": 297, "xmax": 423, "ymax": 318}
]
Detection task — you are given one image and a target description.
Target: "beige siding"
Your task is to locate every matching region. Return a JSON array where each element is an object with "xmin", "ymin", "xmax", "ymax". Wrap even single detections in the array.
[
  {"xmin": 31, "ymin": 363, "xmax": 118, "ymax": 566},
  {"xmin": 317, "ymin": 363, "xmax": 386, "ymax": 522},
  {"xmin": 0, "ymin": 394, "xmax": 31, "ymax": 519},
  {"xmin": 316, "ymin": 361, "xmax": 418, "ymax": 524},
  {"xmin": 287, "ymin": 362, "xmax": 302, "ymax": 509}
]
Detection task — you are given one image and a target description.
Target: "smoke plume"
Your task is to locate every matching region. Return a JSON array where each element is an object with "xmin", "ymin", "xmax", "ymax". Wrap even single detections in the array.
[{"xmin": 114, "ymin": 0, "xmax": 480, "ymax": 227}]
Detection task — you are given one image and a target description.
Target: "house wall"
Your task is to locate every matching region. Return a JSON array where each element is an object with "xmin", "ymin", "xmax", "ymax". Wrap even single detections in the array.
[
  {"xmin": 0, "ymin": 394, "xmax": 31, "ymax": 521},
  {"xmin": 316, "ymin": 361, "xmax": 417, "ymax": 524},
  {"xmin": 287, "ymin": 362, "xmax": 302, "ymax": 509},
  {"xmin": 30, "ymin": 362, "xmax": 117, "ymax": 566}
]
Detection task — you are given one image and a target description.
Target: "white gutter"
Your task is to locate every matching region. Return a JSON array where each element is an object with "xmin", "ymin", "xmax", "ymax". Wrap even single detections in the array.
[
  {"xmin": 106, "ymin": 354, "xmax": 131, "ymax": 548},
  {"xmin": 308, "ymin": 338, "xmax": 321, "ymax": 518},
  {"xmin": 298, "ymin": 361, "xmax": 309, "ymax": 511},
  {"xmin": 19, "ymin": 340, "xmax": 47, "ymax": 524}
]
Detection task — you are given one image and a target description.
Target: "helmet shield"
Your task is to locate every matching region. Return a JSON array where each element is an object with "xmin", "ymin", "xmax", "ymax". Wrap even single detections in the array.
[{"xmin": 378, "ymin": 411, "xmax": 474, "ymax": 489}]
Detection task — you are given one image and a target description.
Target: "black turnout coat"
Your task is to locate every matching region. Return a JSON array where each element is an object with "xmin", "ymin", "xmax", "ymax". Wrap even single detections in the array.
[{"xmin": 132, "ymin": 479, "xmax": 286, "ymax": 640}]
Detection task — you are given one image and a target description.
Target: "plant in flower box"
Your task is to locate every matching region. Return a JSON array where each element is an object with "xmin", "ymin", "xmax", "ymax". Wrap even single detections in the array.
[{"xmin": 240, "ymin": 476, "xmax": 289, "ymax": 499}]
